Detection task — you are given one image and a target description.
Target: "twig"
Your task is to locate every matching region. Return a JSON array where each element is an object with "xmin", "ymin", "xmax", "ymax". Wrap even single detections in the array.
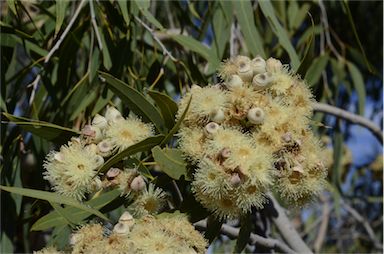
[
  {"xmin": 135, "ymin": 16, "xmax": 177, "ymax": 62},
  {"xmin": 28, "ymin": 0, "xmax": 86, "ymax": 106},
  {"xmin": 341, "ymin": 200, "xmax": 383, "ymax": 250},
  {"xmin": 171, "ymin": 180, "xmax": 183, "ymax": 204},
  {"xmin": 194, "ymin": 220, "xmax": 296, "ymax": 254},
  {"xmin": 318, "ymin": 0, "xmax": 343, "ymax": 61},
  {"xmin": 312, "ymin": 102, "xmax": 383, "ymax": 143},
  {"xmin": 313, "ymin": 196, "xmax": 330, "ymax": 253},
  {"xmin": 89, "ymin": 0, "xmax": 103, "ymax": 50},
  {"xmin": 268, "ymin": 194, "xmax": 313, "ymax": 253}
]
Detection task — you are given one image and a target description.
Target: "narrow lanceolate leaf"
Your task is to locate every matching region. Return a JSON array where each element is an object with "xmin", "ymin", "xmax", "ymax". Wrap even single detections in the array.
[
  {"xmin": 233, "ymin": 0, "xmax": 266, "ymax": 58},
  {"xmin": 133, "ymin": 0, "xmax": 164, "ymax": 30},
  {"xmin": 55, "ymin": 0, "xmax": 69, "ymax": 35},
  {"xmin": 117, "ymin": 0, "xmax": 130, "ymax": 26},
  {"xmin": 148, "ymin": 90, "xmax": 178, "ymax": 130},
  {"xmin": 170, "ymin": 35, "xmax": 219, "ymax": 69},
  {"xmin": 205, "ymin": 216, "xmax": 223, "ymax": 244},
  {"xmin": 212, "ymin": 2, "xmax": 232, "ymax": 59},
  {"xmin": 96, "ymin": 135, "xmax": 165, "ymax": 175},
  {"xmin": 3, "ymin": 113, "xmax": 79, "ymax": 143},
  {"xmin": 7, "ymin": 0, "xmax": 17, "ymax": 15},
  {"xmin": 347, "ymin": 61, "xmax": 366, "ymax": 116},
  {"xmin": 152, "ymin": 146, "xmax": 188, "ymax": 180},
  {"xmin": 259, "ymin": 1, "xmax": 300, "ymax": 70},
  {"xmin": 234, "ymin": 214, "xmax": 252, "ymax": 253},
  {"xmin": 0, "ymin": 186, "xmax": 108, "ymax": 221},
  {"xmin": 304, "ymin": 54, "xmax": 329, "ymax": 87},
  {"xmin": 31, "ymin": 189, "xmax": 121, "ymax": 231},
  {"xmin": 99, "ymin": 71, "xmax": 165, "ymax": 133},
  {"xmin": 160, "ymin": 96, "xmax": 191, "ymax": 146}
]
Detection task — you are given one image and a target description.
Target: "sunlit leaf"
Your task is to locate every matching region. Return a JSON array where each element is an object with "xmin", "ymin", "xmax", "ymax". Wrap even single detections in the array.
[{"xmin": 152, "ymin": 146, "xmax": 188, "ymax": 180}]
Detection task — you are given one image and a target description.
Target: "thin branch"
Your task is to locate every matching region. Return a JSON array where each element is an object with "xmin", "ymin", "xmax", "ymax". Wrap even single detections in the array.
[
  {"xmin": 89, "ymin": 0, "xmax": 103, "ymax": 50},
  {"xmin": 268, "ymin": 194, "xmax": 313, "ymax": 254},
  {"xmin": 194, "ymin": 220, "xmax": 296, "ymax": 254},
  {"xmin": 135, "ymin": 16, "xmax": 177, "ymax": 62},
  {"xmin": 312, "ymin": 102, "xmax": 383, "ymax": 143},
  {"xmin": 171, "ymin": 180, "xmax": 183, "ymax": 204},
  {"xmin": 314, "ymin": 196, "xmax": 330, "ymax": 253},
  {"xmin": 28, "ymin": 0, "xmax": 86, "ymax": 106}
]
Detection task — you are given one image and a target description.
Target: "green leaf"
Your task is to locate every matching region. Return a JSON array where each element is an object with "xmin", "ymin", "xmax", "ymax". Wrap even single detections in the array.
[
  {"xmin": 234, "ymin": 214, "xmax": 252, "ymax": 253},
  {"xmin": 233, "ymin": 0, "xmax": 266, "ymax": 58},
  {"xmin": 212, "ymin": 2, "xmax": 232, "ymax": 59},
  {"xmin": 133, "ymin": 0, "xmax": 164, "ymax": 30},
  {"xmin": 96, "ymin": 135, "xmax": 165, "ymax": 175},
  {"xmin": 1, "ymin": 231, "xmax": 14, "ymax": 253},
  {"xmin": 3, "ymin": 113, "xmax": 79, "ymax": 143},
  {"xmin": 0, "ymin": 186, "xmax": 108, "ymax": 222},
  {"xmin": 304, "ymin": 54, "xmax": 329, "ymax": 87},
  {"xmin": 152, "ymin": 146, "xmax": 188, "ymax": 180},
  {"xmin": 148, "ymin": 90, "xmax": 178, "ymax": 130},
  {"xmin": 170, "ymin": 35, "xmax": 219, "ymax": 69},
  {"xmin": 0, "ymin": 34, "xmax": 47, "ymax": 57},
  {"xmin": 117, "ymin": 0, "xmax": 130, "ymax": 26},
  {"xmin": 98, "ymin": 28, "xmax": 112, "ymax": 70},
  {"xmin": 347, "ymin": 61, "xmax": 366, "ymax": 116},
  {"xmin": 332, "ymin": 124, "xmax": 343, "ymax": 191},
  {"xmin": 55, "ymin": 0, "xmax": 69, "ymax": 35},
  {"xmin": 259, "ymin": 1, "xmax": 300, "ymax": 70},
  {"xmin": 160, "ymin": 95, "xmax": 191, "ymax": 146},
  {"xmin": 31, "ymin": 189, "xmax": 121, "ymax": 231},
  {"xmin": 6, "ymin": 0, "xmax": 17, "ymax": 15},
  {"xmin": 99, "ymin": 71, "xmax": 165, "ymax": 133},
  {"xmin": 205, "ymin": 216, "xmax": 223, "ymax": 244}
]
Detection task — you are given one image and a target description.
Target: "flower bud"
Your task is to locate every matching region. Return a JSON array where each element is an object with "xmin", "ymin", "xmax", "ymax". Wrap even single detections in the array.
[
  {"xmin": 204, "ymin": 122, "xmax": 220, "ymax": 135},
  {"xmin": 95, "ymin": 155, "xmax": 104, "ymax": 167},
  {"xmin": 251, "ymin": 56, "xmax": 266, "ymax": 75},
  {"xmin": 119, "ymin": 211, "xmax": 134, "ymax": 222},
  {"xmin": 82, "ymin": 125, "xmax": 95, "ymax": 137},
  {"xmin": 235, "ymin": 56, "xmax": 253, "ymax": 82},
  {"xmin": 97, "ymin": 140, "xmax": 113, "ymax": 157},
  {"xmin": 210, "ymin": 109, "xmax": 225, "ymax": 123},
  {"xmin": 281, "ymin": 132, "xmax": 292, "ymax": 143},
  {"xmin": 105, "ymin": 106, "xmax": 123, "ymax": 123},
  {"xmin": 191, "ymin": 84, "xmax": 202, "ymax": 91},
  {"xmin": 292, "ymin": 164, "xmax": 304, "ymax": 174},
  {"xmin": 247, "ymin": 107, "xmax": 265, "ymax": 124},
  {"xmin": 266, "ymin": 57, "xmax": 282, "ymax": 73},
  {"xmin": 221, "ymin": 147, "xmax": 231, "ymax": 159},
  {"xmin": 113, "ymin": 222, "xmax": 130, "ymax": 235},
  {"xmin": 91, "ymin": 177, "xmax": 102, "ymax": 191},
  {"xmin": 70, "ymin": 137, "xmax": 81, "ymax": 144},
  {"xmin": 107, "ymin": 167, "xmax": 121, "ymax": 179},
  {"xmin": 53, "ymin": 152, "xmax": 64, "ymax": 163},
  {"xmin": 252, "ymin": 72, "xmax": 273, "ymax": 89},
  {"xmin": 92, "ymin": 114, "xmax": 108, "ymax": 130},
  {"xmin": 230, "ymin": 173, "xmax": 241, "ymax": 187},
  {"xmin": 86, "ymin": 143, "xmax": 98, "ymax": 154},
  {"xmin": 226, "ymin": 75, "xmax": 243, "ymax": 89},
  {"xmin": 130, "ymin": 175, "xmax": 146, "ymax": 191}
]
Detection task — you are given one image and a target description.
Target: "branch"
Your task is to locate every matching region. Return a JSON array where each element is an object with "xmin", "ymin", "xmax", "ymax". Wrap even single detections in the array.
[
  {"xmin": 268, "ymin": 194, "xmax": 313, "ymax": 253},
  {"xmin": 312, "ymin": 102, "xmax": 383, "ymax": 143},
  {"xmin": 89, "ymin": 0, "xmax": 103, "ymax": 50},
  {"xmin": 194, "ymin": 220, "xmax": 296, "ymax": 254},
  {"xmin": 313, "ymin": 196, "xmax": 331, "ymax": 253}
]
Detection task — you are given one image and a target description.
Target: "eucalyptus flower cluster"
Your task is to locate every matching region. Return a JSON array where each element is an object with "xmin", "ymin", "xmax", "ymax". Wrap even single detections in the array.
[
  {"xmin": 35, "ymin": 212, "xmax": 207, "ymax": 254},
  {"xmin": 43, "ymin": 106, "xmax": 156, "ymax": 201},
  {"xmin": 177, "ymin": 55, "xmax": 328, "ymax": 218}
]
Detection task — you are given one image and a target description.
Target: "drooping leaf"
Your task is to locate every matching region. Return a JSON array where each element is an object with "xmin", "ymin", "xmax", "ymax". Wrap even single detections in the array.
[
  {"xmin": 304, "ymin": 54, "xmax": 329, "ymax": 87},
  {"xmin": 31, "ymin": 189, "xmax": 121, "ymax": 231},
  {"xmin": 6, "ymin": 0, "xmax": 17, "ymax": 15},
  {"xmin": 117, "ymin": 0, "xmax": 130, "ymax": 26},
  {"xmin": 3, "ymin": 113, "xmax": 79, "ymax": 143},
  {"xmin": 148, "ymin": 90, "xmax": 178, "ymax": 130},
  {"xmin": 152, "ymin": 146, "xmax": 188, "ymax": 180},
  {"xmin": 233, "ymin": 0, "xmax": 266, "ymax": 58},
  {"xmin": 347, "ymin": 61, "xmax": 366, "ymax": 116},
  {"xmin": 259, "ymin": 1, "xmax": 300, "ymax": 70},
  {"xmin": 133, "ymin": 0, "xmax": 164, "ymax": 30},
  {"xmin": 0, "ymin": 186, "xmax": 108, "ymax": 222},
  {"xmin": 55, "ymin": 0, "xmax": 69, "ymax": 35},
  {"xmin": 99, "ymin": 71, "xmax": 166, "ymax": 132},
  {"xmin": 205, "ymin": 216, "xmax": 223, "ymax": 244},
  {"xmin": 96, "ymin": 135, "xmax": 165, "ymax": 175},
  {"xmin": 234, "ymin": 214, "xmax": 252, "ymax": 253},
  {"xmin": 212, "ymin": 2, "xmax": 232, "ymax": 59}
]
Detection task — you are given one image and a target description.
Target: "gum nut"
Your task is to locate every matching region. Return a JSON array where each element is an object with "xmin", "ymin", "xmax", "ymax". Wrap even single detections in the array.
[
  {"xmin": 107, "ymin": 167, "xmax": 121, "ymax": 178},
  {"xmin": 82, "ymin": 125, "xmax": 96, "ymax": 137},
  {"xmin": 230, "ymin": 173, "xmax": 241, "ymax": 187},
  {"xmin": 70, "ymin": 137, "xmax": 81, "ymax": 144},
  {"xmin": 221, "ymin": 147, "xmax": 231, "ymax": 158},
  {"xmin": 252, "ymin": 72, "xmax": 273, "ymax": 89},
  {"xmin": 86, "ymin": 143, "xmax": 98, "ymax": 154},
  {"xmin": 92, "ymin": 114, "xmax": 108, "ymax": 130},
  {"xmin": 210, "ymin": 109, "xmax": 225, "ymax": 123},
  {"xmin": 282, "ymin": 132, "xmax": 292, "ymax": 143},
  {"xmin": 226, "ymin": 75, "xmax": 243, "ymax": 88},
  {"xmin": 130, "ymin": 175, "xmax": 146, "ymax": 191},
  {"xmin": 95, "ymin": 155, "xmax": 104, "ymax": 167},
  {"xmin": 251, "ymin": 56, "xmax": 266, "ymax": 74},
  {"xmin": 113, "ymin": 222, "xmax": 130, "ymax": 235},
  {"xmin": 98, "ymin": 141, "xmax": 112, "ymax": 153},
  {"xmin": 93, "ymin": 127, "xmax": 103, "ymax": 143},
  {"xmin": 119, "ymin": 211, "xmax": 134, "ymax": 222},
  {"xmin": 91, "ymin": 178, "xmax": 102, "ymax": 190},
  {"xmin": 237, "ymin": 61, "xmax": 253, "ymax": 82},
  {"xmin": 205, "ymin": 122, "xmax": 220, "ymax": 135},
  {"xmin": 53, "ymin": 152, "xmax": 64, "ymax": 162},
  {"xmin": 292, "ymin": 164, "xmax": 304, "ymax": 174},
  {"xmin": 247, "ymin": 107, "xmax": 265, "ymax": 124},
  {"xmin": 105, "ymin": 106, "xmax": 123, "ymax": 122},
  {"xmin": 69, "ymin": 234, "xmax": 77, "ymax": 245},
  {"xmin": 266, "ymin": 57, "xmax": 282, "ymax": 72}
]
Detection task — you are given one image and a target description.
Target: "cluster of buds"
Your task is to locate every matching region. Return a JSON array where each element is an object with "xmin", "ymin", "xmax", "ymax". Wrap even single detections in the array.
[{"xmin": 177, "ymin": 55, "xmax": 327, "ymax": 218}]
